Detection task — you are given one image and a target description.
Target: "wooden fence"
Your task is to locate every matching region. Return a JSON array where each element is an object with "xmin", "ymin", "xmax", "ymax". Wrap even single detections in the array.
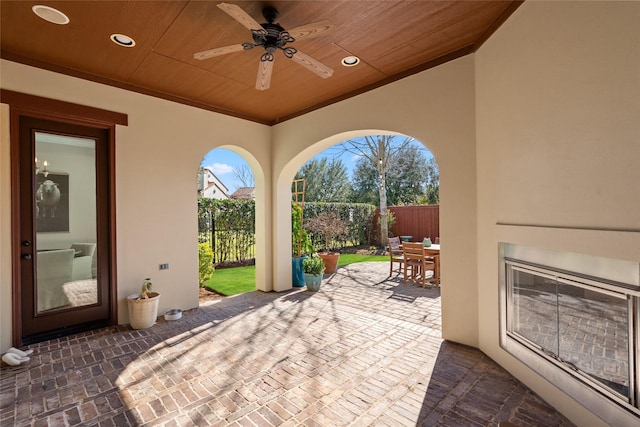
[{"xmin": 373, "ymin": 205, "xmax": 439, "ymax": 244}]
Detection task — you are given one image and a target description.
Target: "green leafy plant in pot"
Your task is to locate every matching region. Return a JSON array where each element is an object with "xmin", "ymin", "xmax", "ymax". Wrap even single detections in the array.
[
  {"xmin": 127, "ymin": 278, "xmax": 160, "ymax": 329},
  {"xmin": 303, "ymin": 254, "xmax": 325, "ymax": 291}
]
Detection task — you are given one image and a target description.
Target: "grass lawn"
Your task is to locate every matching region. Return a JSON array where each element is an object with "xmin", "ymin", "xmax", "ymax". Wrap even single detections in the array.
[
  {"xmin": 204, "ymin": 253, "xmax": 388, "ymax": 296},
  {"xmin": 204, "ymin": 265, "xmax": 255, "ymax": 296},
  {"xmin": 338, "ymin": 253, "xmax": 387, "ymax": 266}
]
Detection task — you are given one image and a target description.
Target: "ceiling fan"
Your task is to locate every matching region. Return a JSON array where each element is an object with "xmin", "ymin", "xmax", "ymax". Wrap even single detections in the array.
[{"xmin": 194, "ymin": 3, "xmax": 335, "ymax": 91}]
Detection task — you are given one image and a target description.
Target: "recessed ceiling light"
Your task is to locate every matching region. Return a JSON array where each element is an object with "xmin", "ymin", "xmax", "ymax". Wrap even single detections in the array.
[
  {"xmin": 32, "ymin": 5, "xmax": 70, "ymax": 25},
  {"xmin": 341, "ymin": 56, "xmax": 360, "ymax": 67},
  {"xmin": 110, "ymin": 34, "xmax": 136, "ymax": 47}
]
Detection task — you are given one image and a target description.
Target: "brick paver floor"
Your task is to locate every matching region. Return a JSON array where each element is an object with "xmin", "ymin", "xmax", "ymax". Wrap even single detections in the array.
[{"xmin": 1, "ymin": 262, "xmax": 575, "ymax": 426}]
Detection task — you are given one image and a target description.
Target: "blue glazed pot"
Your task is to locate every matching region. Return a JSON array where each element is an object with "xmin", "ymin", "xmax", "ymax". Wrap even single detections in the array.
[{"xmin": 292, "ymin": 256, "xmax": 307, "ymax": 287}]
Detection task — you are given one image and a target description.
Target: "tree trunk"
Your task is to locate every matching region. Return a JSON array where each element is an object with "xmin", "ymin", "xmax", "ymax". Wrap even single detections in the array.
[
  {"xmin": 379, "ymin": 184, "xmax": 389, "ymax": 247},
  {"xmin": 378, "ymin": 137, "xmax": 389, "ymax": 247}
]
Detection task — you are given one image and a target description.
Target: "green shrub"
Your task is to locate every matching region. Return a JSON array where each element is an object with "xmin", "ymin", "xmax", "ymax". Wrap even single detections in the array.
[
  {"xmin": 198, "ymin": 242, "xmax": 214, "ymax": 286},
  {"xmin": 387, "ymin": 210, "xmax": 396, "ymax": 235},
  {"xmin": 303, "ymin": 254, "xmax": 325, "ymax": 275},
  {"xmin": 292, "ymin": 202, "xmax": 314, "ymax": 257}
]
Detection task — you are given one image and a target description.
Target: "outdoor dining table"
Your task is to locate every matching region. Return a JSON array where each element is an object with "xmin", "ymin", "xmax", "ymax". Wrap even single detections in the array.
[{"xmin": 398, "ymin": 242, "xmax": 440, "ymax": 284}]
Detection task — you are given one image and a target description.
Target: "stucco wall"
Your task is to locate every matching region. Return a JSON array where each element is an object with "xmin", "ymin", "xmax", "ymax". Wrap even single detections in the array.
[
  {"xmin": 272, "ymin": 55, "xmax": 478, "ymax": 346},
  {"xmin": 0, "ymin": 60, "xmax": 272, "ymax": 349},
  {"xmin": 476, "ymin": 1, "xmax": 640, "ymax": 425}
]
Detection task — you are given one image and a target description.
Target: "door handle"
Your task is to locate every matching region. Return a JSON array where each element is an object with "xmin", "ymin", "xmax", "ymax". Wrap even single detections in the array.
[
  {"xmin": 22, "ymin": 240, "xmax": 32, "ymax": 247},
  {"xmin": 21, "ymin": 253, "xmax": 32, "ymax": 260}
]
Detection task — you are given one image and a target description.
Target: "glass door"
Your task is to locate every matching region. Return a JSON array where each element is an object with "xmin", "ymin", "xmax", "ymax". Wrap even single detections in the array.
[
  {"xmin": 35, "ymin": 132, "xmax": 98, "ymax": 312},
  {"xmin": 19, "ymin": 117, "xmax": 113, "ymax": 343}
]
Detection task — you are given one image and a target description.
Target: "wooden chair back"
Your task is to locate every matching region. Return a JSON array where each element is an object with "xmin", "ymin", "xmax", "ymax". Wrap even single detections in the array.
[
  {"xmin": 402, "ymin": 242, "xmax": 435, "ymax": 287},
  {"xmin": 402, "ymin": 241, "xmax": 425, "ymax": 258},
  {"xmin": 388, "ymin": 236, "xmax": 404, "ymax": 276}
]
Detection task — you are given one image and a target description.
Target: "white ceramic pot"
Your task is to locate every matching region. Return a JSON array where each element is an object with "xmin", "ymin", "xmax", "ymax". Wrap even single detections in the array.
[{"xmin": 127, "ymin": 293, "xmax": 160, "ymax": 329}]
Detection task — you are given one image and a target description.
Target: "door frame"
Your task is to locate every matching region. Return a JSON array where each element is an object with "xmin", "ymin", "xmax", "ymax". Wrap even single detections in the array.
[{"xmin": 3, "ymin": 89, "xmax": 127, "ymax": 346}]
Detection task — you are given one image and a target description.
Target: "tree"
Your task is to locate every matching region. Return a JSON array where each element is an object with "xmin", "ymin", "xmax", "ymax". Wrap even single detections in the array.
[
  {"xmin": 232, "ymin": 164, "xmax": 254, "ymax": 188},
  {"xmin": 304, "ymin": 211, "xmax": 349, "ymax": 252},
  {"xmin": 350, "ymin": 157, "xmax": 379, "ymax": 205},
  {"xmin": 414, "ymin": 157, "xmax": 440, "ymax": 205},
  {"xmin": 294, "ymin": 157, "xmax": 351, "ymax": 202},
  {"xmin": 336, "ymin": 135, "xmax": 415, "ymax": 246},
  {"xmin": 376, "ymin": 143, "xmax": 428, "ymax": 206},
  {"xmin": 424, "ymin": 157, "xmax": 440, "ymax": 205}
]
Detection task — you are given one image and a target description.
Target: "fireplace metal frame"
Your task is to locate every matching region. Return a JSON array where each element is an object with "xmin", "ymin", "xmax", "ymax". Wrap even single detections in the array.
[{"xmin": 499, "ymin": 243, "xmax": 640, "ymax": 425}]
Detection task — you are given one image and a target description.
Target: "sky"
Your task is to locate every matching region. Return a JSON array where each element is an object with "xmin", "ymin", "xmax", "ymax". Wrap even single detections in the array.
[
  {"xmin": 200, "ymin": 148, "xmax": 247, "ymax": 195},
  {"xmin": 200, "ymin": 138, "xmax": 433, "ymax": 195}
]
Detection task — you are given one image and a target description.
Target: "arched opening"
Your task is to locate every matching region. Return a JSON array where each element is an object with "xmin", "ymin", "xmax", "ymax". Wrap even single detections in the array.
[
  {"xmin": 197, "ymin": 146, "xmax": 269, "ymax": 300},
  {"xmin": 274, "ymin": 130, "xmax": 441, "ymax": 292}
]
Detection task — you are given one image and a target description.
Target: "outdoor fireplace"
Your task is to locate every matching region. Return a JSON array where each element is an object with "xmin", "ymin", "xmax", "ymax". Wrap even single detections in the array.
[{"xmin": 499, "ymin": 243, "xmax": 639, "ymax": 425}]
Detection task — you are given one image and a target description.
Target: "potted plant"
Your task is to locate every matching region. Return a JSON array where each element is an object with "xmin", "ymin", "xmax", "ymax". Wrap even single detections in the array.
[
  {"xmin": 302, "ymin": 254, "xmax": 325, "ymax": 291},
  {"xmin": 304, "ymin": 211, "xmax": 349, "ymax": 274},
  {"xmin": 126, "ymin": 278, "xmax": 160, "ymax": 329}
]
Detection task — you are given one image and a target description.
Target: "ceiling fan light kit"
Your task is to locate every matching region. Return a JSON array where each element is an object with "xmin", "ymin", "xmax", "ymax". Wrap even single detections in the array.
[{"xmin": 194, "ymin": 3, "xmax": 335, "ymax": 91}]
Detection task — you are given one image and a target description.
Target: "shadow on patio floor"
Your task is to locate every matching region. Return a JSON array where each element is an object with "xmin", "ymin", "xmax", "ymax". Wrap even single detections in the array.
[{"xmin": 0, "ymin": 262, "xmax": 574, "ymax": 426}]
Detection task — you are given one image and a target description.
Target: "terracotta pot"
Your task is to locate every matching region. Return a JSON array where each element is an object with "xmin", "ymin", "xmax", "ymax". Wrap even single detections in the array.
[{"xmin": 318, "ymin": 252, "xmax": 340, "ymax": 274}]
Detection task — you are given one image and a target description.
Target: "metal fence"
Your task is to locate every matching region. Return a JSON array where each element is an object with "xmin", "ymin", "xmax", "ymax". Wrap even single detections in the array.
[{"xmin": 198, "ymin": 202, "xmax": 255, "ymax": 265}]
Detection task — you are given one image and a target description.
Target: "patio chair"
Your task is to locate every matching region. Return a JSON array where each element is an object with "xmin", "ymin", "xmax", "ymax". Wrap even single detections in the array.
[
  {"xmin": 388, "ymin": 236, "xmax": 404, "ymax": 276},
  {"xmin": 402, "ymin": 241, "xmax": 436, "ymax": 287}
]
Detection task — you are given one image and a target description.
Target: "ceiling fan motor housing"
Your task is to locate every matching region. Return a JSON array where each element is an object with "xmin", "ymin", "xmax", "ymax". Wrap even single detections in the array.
[
  {"xmin": 262, "ymin": 6, "xmax": 278, "ymax": 23},
  {"xmin": 253, "ymin": 21, "xmax": 295, "ymax": 60}
]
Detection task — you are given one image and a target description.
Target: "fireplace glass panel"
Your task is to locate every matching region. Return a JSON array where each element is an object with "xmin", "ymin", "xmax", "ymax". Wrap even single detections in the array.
[
  {"xmin": 508, "ymin": 263, "xmax": 632, "ymax": 401},
  {"xmin": 557, "ymin": 283, "xmax": 629, "ymax": 398},
  {"xmin": 512, "ymin": 269, "xmax": 559, "ymax": 355}
]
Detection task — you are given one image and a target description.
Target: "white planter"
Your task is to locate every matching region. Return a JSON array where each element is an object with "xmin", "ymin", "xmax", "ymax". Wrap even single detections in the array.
[{"xmin": 127, "ymin": 293, "xmax": 160, "ymax": 329}]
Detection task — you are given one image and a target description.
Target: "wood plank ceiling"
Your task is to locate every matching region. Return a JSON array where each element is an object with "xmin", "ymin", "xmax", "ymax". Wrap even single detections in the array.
[{"xmin": 1, "ymin": 1, "xmax": 521, "ymax": 125}]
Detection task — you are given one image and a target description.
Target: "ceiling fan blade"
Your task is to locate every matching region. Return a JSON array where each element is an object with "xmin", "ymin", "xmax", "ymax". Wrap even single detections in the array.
[
  {"xmin": 256, "ymin": 60, "xmax": 274, "ymax": 91},
  {"xmin": 287, "ymin": 20, "xmax": 335, "ymax": 40},
  {"xmin": 217, "ymin": 3, "xmax": 263, "ymax": 31},
  {"xmin": 290, "ymin": 50, "xmax": 334, "ymax": 79},
  {"xmin": 194, "ymin": 44, "xmax": 246, "ymax": 60}
]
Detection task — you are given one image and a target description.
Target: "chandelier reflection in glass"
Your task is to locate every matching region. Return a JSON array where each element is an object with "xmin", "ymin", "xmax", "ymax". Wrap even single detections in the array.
[{"xmin": 35, "ymin": 157, "xmax": 49, "ymax": 177}]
